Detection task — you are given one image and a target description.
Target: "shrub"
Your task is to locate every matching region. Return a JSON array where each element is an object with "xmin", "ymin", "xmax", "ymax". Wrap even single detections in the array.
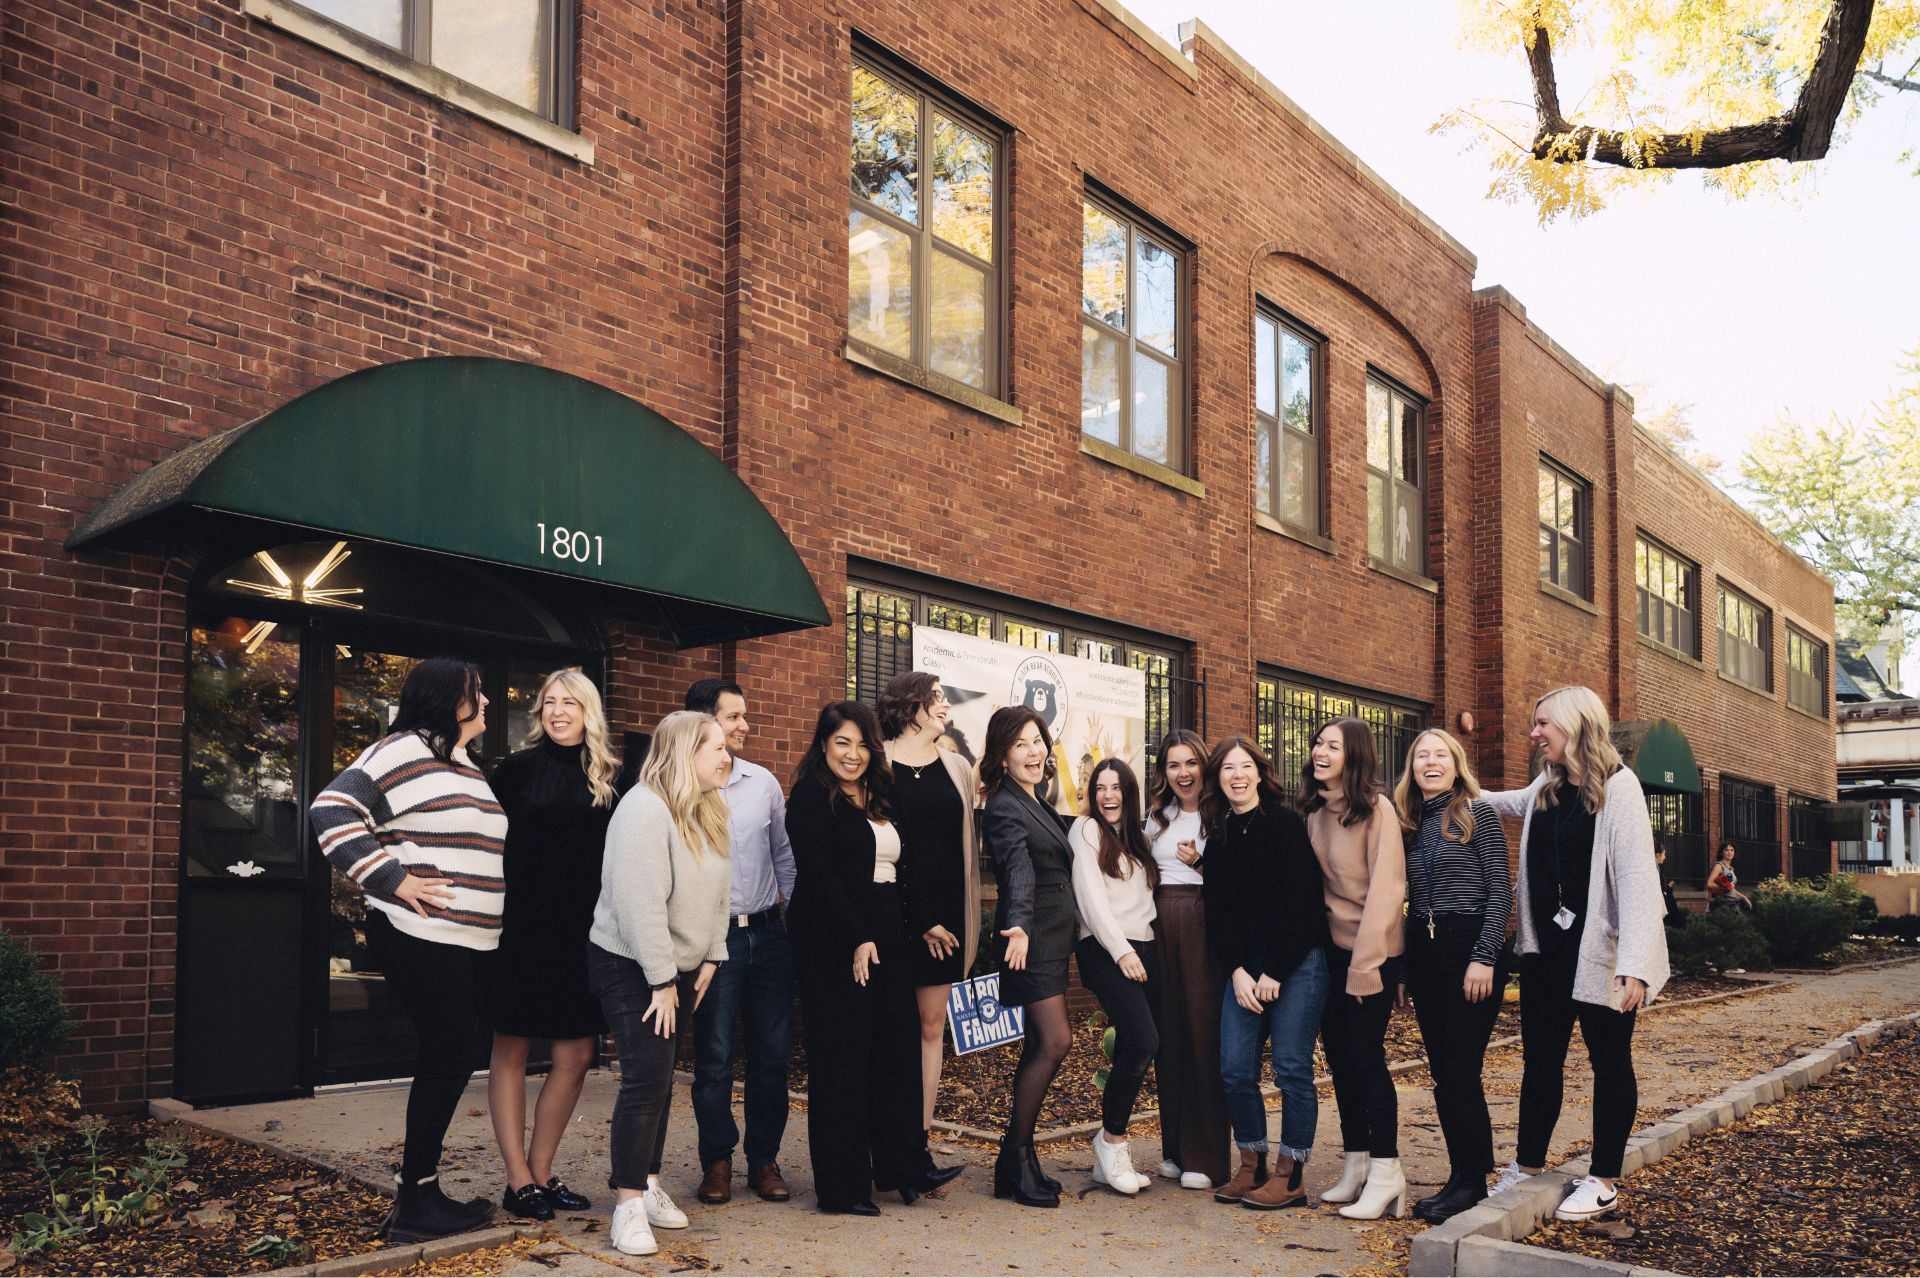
[
  {"xmin": 0, "ymin": 930, "xmax": 68, "ymax": 1068},
  {"xmin": 1822, "ymin": 874, "xmax": 1879, "ymax": 930},
  {"xmin": 1666, "ymin": 907, "xmax": 1771, "ymax": 976},
  {"xmin": 1752, "ymin": 876, "xmax": 1854, "ymax": 967},
  {"xmin": 1868, "ymin": 914, "xmax": 1920, "ymax": 942}
]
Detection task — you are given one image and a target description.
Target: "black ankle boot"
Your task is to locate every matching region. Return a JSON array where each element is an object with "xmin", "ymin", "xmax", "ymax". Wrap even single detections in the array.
[
  {"xmin": 384, "ymin": 1173, "xmax": 497, "ymax": 1243},
  {"xmin": 1419, "ymin": 1172, "xmax": 1489, "ymax": 1223},
  {"xmin": 1415, "ymin": 1169, "xmax": 1468, "ymax": 1219},
  {"xmin": 1023, "ymin": 1142, "xmax": 1063, "ymax": 1195},
  {"xmin": 993, "ymin": 1143, "xmax": 1059, "ymax": 1208}
]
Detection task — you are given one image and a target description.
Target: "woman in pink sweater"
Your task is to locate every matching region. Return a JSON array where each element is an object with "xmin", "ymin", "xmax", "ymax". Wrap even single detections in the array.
[{"xmin": 1300, "ymin": 717, "xmax": 1408, "ymax": 1220}]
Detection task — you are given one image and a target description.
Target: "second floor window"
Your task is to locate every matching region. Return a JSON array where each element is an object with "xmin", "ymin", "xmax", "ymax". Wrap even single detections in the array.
[
  {"xmin": 1718, "ymin": 583, "xmax": 1772, "ymax": 691},
  {"xmin": 1255, "ymin": 308, "xmax": 1323, "ymax": 533},
  {"xmin": 1366, "ymin": 375, "xmax": 1426, "ymax": 575},
  {"xmin": 1538, "ymin": 458, "xmax": 1591, "ymax": 599},
  {"xmin": 1081, "ymin": 195, "xmax": 1187, "ymax": 471},
  {"xmin": 1787, "ymin": 626, "xmax": 1827, "ymax": 716},
  {"xmin": 297, "ymin": 0, "xmax": 571, "ymax": 120},
  {"xmin": 1636, "ymin": 535, "xmax": 1698, "ymax": 656},
  {"xmin": 849, "ymin": 58, "xmax": 1002, "ymax": 393}
]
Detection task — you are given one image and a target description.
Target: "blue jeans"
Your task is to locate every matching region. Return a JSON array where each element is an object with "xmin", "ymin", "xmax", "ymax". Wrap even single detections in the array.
[
  {"xmin": 691, "ymin": 914, "xmax": 794, "ymax": 1167},
  {"xmin": 1218, "ymin": 946, "xmax": 1329, "ymax": 1161}
]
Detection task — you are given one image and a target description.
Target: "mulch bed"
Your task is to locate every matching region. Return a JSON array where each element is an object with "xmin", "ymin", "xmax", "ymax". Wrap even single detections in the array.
[
  {"xmin": 0, "ymin": 1116, "xmax": 393, "ymax": 1276},
  {"xmin": 1529, "ymin": 1019, "xmax": 1920, "ymax": 1276}
]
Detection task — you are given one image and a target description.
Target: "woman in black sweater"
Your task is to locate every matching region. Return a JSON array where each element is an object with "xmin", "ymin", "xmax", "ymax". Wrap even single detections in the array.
[
  {"xmin": 1203, "ymin": 735, "xmax": 1329, "ymax": 1211},
  {"xmin": 784, "ymin": 701, "xmax": 925, "ymax": 1216},
  {"xmin": 1391, "ymin": 728, "xmax": 1511, "ymax": 1222},
  {"xmin": 487, "ymin": 669, "xmax": 620, "ymax": 1221}
]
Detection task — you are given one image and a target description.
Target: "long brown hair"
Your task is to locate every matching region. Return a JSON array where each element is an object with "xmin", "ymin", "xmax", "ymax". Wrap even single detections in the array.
[
  {"xmin": 1296, "ymin": 716, "xmax": 1380, "ymax": 827},
  {"xmin": 1086, "ymin": 758, "xmax": 1160, "ymax": 888},
  {"xmin": 791, "ymin": 701, "xmax": 895, "ymax": 821},
  {"xmin": 1391, "ymin": 728, "xmax": 1480, "ymax": 843},
  {"xmin": 1146, "ymin": 728, "xmax": 1211, "ymax": 836},
  {"xmin": 1202, "ymin": 734, "xmax": 1288, "ymax": 838},
  {"xmin": 979, "ymin": 705, "xmax": 1055, "ymax": 798}
]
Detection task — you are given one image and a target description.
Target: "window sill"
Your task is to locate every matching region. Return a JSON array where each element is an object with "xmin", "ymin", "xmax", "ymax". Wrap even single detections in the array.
[
  {"xmin": 243, "ymin": 0, "xmax": 595, "ymax": 164},
  {"xmin": 1369, "ymin": 557, "xmax": 1438, "ymax": 595},
  {"xmin": 843, "ymin": 341, "xmax": 1023, "ymax": 427},
  {"xmin": 1540, "ymin": 579, "xmax": 1600, "ymax": 616},
  {"xmin": 1636, "ymin": 633, "xmax": 1703, "ymax": 669},
  {"xmin": 1254, "ymin": 512, "xmax": 1334, "ymax": 554},
  {"xmin": 1078, "ymin": 436, "xmax": 1204, "ymax": 497},
  {"xmin": 1786, "ymin": 700, "xmax": 1830, "ymax": 724},
  {"xmin": 1716, "ymin": 670, "xmax": 1775, "ymax": 701}
]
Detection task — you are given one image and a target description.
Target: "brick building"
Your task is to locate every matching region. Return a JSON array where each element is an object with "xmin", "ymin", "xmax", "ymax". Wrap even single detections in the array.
[{"xmin": 2, "ymin": 0, "xmax": 1833, "ymax": 1108}]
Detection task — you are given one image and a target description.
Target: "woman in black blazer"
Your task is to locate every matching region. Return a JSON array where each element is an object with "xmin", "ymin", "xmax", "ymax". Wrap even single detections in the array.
[
  {"xmin": 982, "ymin": 705, "xmax": 1080, "ymax": 1208},
  {"xmin": 784, "ymin": 701, "xmax": 925, "ymax": 1216}
]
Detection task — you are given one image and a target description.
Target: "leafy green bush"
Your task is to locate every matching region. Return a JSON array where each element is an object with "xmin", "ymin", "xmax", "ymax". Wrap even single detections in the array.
[
  {"xmin": 0, "ymin": 930, "xmax": 68, "ymax": 1068},
  {"xmin": 1822, "ymin": 874, "xmax": 1879, "ymax": 929},
  {"xmin": 1666, "ymin": 907, "xmax": 1771, "ymax": 976},
  {"xmin": 1753, "ymin": 876, "xmax": 1855, "ymax": 967}
]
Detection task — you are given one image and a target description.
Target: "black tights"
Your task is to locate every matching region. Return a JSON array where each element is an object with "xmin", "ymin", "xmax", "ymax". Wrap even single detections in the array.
[{"xmin": 1004, "ymin": 995, "xmax": 1071, "ymax": 1148}]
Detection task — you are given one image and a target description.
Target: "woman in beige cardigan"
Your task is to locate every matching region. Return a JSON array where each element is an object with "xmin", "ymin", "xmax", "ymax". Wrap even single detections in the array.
[
  {"xmin": 879, "ymin": 671, "xmax": 981, "ymax": 1189},
  {"xmin": 1300, "ymin": 716, "xmax": 1408, "ymax": 1220}
]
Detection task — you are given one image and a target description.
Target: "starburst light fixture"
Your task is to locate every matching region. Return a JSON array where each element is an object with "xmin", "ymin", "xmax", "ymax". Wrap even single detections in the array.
[{"xmin": 227, "ymin": 542, "xmax": 365, "ymax": 653}]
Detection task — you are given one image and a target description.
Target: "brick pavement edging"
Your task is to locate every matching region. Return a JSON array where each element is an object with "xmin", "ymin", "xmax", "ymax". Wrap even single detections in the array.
[
  {"xmin": 1406, "ymin": 1009, "xmax": 1920, "ymax": 1278},
  {"xmin": 256, "ymin": 1224, "xmax": 547, "ymax": 1277}
]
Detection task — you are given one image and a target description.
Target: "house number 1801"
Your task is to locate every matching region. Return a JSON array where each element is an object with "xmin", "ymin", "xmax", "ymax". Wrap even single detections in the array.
[{"xmin": 536, "ymin": 523, "xmax": 604, "ymax": 566}]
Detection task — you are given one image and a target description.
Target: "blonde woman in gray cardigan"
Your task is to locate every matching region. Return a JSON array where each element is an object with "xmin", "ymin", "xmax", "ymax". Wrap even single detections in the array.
[
  {"xmin": 586, "ymin": 711, "xmax": 735, "ymax": 1257},
  {"xmin": 1483, "ymin": 686, "xmax": 1669, "ymax": 1225}
]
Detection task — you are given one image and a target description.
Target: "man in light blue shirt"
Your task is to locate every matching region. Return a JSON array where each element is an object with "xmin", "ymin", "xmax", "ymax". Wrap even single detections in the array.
[{"xmin": 685, "ymin": 679, "xmax": 796, "ymax": 1205}]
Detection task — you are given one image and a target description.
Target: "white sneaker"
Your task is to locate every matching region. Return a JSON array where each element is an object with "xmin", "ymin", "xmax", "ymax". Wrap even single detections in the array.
[
  {"xmin": 643, "ymin": 1179, "xmax": 688, "ymax": 1229},
  {"xmin": 1090, "ymin": 1134, "xmax": 1147, "ymax": 1195},
  {"xmin": 610, "ymin": 1198, "xmax": 657, "ymax": 1256},
  {"xmin": 1179, "ymin": 1171, "xmax": 1212, "ymax": 1190},
  {"xmin": 1489, "ymin": 1162, "xmax": 1532, "ymax": 1197},
  {"xmin": 1157, "ymin": 1160, "xmax": 1183, "ymax": 1181},
  {"xmin": 1554, "ymin": 1175, "xmax": 1620, "ymax": 1222}
]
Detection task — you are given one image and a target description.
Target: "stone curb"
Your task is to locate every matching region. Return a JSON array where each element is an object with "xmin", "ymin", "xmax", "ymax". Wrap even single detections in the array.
[
  {"xmin": 1409, "ymin": 1008, "xmax": 1920, "ymax": 1277},
  {"xmin": 260, "ymin": 1224, "xmax": 545, "ymax": 1277}
]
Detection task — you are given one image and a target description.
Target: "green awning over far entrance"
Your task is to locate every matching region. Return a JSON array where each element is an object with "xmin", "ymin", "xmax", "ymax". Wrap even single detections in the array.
[
  {"xmin": 1611, "ymin": 718, "xmax": 1702, "ymax": 795},
  {"xmin": 66, "ymin": 357, "xmax": 829, "ymax": 646}
]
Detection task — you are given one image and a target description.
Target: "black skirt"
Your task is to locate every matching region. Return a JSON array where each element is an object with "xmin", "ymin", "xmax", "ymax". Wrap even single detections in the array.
[
  {"xmin": 997, "ymin": 880, "xmax": 1076, "ymax": 1007},
  {"xmin": 892, "ymin": 761, "xmax": 969, "ymax": 988}
]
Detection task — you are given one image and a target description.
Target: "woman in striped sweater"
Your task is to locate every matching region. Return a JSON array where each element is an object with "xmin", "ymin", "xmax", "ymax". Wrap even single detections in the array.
[
  {"xmin": 1391, "ymin": 728, "xmax": 1511, "ymax": 1222},
  {"xmin": 310, "ymin": 657, "xmax": 505, "ymax": 1244}
]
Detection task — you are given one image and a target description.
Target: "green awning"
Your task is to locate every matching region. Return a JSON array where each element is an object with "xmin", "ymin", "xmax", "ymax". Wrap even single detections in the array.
[
  {"xmin": 66, "ymin": 357, "xmax": 829, "ymax": 646},
  {"xmin": 1610, "ymin": 718, "xmax": 1701, "ymax": 795}
]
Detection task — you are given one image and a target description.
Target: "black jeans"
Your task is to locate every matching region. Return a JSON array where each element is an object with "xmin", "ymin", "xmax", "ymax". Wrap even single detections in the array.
[
  {"xmin": 1405, "ymin": 916, "xmax": 1508, "ymax": 1176},
  {"xmin": 365, "ymin": 910, "xmax": 485, "ymax": 1182},
  {"xmin": 1320, "ymin": 946, "xmax": 1400, "ymax": 1159},
  {"xmin": 691, "ymin": 913, "xmax": 794, "ymax": 1168},
  {"xmin": 1073, "ymin": 936, "xmax": 1160, "ymax": 1136},
  {"xmin": 1516, "ymin": 942, "xmax": 1637, "ymax": 1179},
  {"xmin": 588, "ymin": 944, "xmax": 698, "ymax": 1190}
]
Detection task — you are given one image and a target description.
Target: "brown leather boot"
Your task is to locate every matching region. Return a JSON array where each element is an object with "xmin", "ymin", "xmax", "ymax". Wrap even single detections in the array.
[
  {"xmin": 1213, "ymin": 1148, "xmax": 1268, "ymax": 1204},
  {"xmin": 697, "ymin": 1158, "xmax": 732, "ymax": 1204},
  {"xmin": 1242, "ymin": 1154, "xmax": 1307, "ymax": 1210},
  {"xmin": 748, "ymin": 1162, "xmax": 791, "ymax": 1201}
]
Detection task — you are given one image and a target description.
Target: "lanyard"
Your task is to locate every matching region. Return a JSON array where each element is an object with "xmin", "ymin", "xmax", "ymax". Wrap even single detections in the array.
[
  {"xmin": 1420, "ymin": 811, "xmax": 1443, "ymax": 938},
  {"xmin": 1551, "ymin": 792, "xmax": 1582, "ymax": 911}
]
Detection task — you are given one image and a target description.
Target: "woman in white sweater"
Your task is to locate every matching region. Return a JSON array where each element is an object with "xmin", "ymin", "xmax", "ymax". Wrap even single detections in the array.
[{"xmin": 1069, "ymin": 758, "xmax": 1161, "ymax": 1195}]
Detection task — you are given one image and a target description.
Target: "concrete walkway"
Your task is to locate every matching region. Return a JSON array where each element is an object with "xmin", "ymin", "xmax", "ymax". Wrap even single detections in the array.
[{"xmin": 185, "ymin": 956, "xmax": 1920, "ymax": 1276}]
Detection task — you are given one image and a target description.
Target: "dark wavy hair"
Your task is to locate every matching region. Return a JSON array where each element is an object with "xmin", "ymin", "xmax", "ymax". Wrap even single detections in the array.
[
  {"xmin": 979, "ymin": 705, "xmax": 1055, "ymax": 798},
  {"xmin": 1146, "ymin": 728, "xmax": 1211, "ymax": 834},
  {"xmin": 791, "ymin": 700, "xmax": 894, "ymax": 820},
  {"xmin": 1086, "ymin": 758, "xmax": 1159, "ymax": 889},
  {"xmin": 1296, "ymin": 716, "xmax": 1381, "ymax": 827},
  {"xmin": 1202, "ymin": 734, "xmax": 1288, "ymax": 838},
  {"xmin": 877, "ymin": 671, "xmax": 942, "ymax": 740},
  {"xmin": 391, "ymin": 657, "xmax": 485, "ymax": 763}
]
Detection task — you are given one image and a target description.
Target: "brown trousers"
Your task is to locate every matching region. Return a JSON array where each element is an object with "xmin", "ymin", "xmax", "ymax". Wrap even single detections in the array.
[{"xmin": 1150, "ymin": 885, "xmax": 1230, "ymax": 1186}]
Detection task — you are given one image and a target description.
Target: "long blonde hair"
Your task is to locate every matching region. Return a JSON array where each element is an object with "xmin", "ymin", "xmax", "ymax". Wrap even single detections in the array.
[
  {"xmin": 1532, "ymin": 686, "xmax": 1622, "ymax": 815},
  {"xmin": 1393, "ymin": 728, "xmax": 1481, "ymax": 842},
  {"xmin": 525, "ymin": 667, "xmax": 619, "ymax": 808},
  {"xmin": 639, "ymin": 711, "xmax": 732, "ymax": 858}
]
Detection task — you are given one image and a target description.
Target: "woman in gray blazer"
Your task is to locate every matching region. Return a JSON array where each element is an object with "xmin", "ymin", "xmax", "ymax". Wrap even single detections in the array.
[{"xmin": 982, "ymin": 705, "xmax": 1078, "ymax": 1208}]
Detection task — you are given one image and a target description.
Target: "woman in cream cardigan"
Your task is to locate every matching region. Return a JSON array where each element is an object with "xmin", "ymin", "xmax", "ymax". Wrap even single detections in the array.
[{"xmin": 1483, "ymin": 686, "xmax": 1669, "ymax": 1225}]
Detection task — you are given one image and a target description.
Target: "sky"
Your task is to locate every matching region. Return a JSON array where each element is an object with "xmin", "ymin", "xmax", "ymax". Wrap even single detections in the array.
[
  {"xmin": 1116, "ymin": 0, "xmax": 1920, "ymax": 462},
  {"xmin": 1120, "ymin": 0, "xmax": 1920, "ymax": 688}
]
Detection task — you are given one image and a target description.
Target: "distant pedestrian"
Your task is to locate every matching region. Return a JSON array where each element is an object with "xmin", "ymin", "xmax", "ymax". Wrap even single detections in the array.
[
  {"xmin": 1485, "ymin": 686, "xmax": 1669, "ymax": 1224},
  {"xmin": 1656, "ymin": 840, "xmax": 1688, "ymax": 929},
  {"xmin": 1707, "ymin": 843, "xmax": 1753, "ymax": 912},
  {"xmin": 586, "ymin": 711, "xmax": 734, "ymax": 1257}
]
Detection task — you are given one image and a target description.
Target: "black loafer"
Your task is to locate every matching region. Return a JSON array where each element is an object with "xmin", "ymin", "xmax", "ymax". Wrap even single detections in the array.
[
  {"xmin": 501, "ymin": 1182, "xmax": 554, "ymax": 1221},
  {"xmin": 544, "ymin": 1177, "xmax": 591, "ymax": 1211},
  {"xmin": 819, "ymin": 1200, "xmax": 881, "ymax": 1216},
  {"xmin": 915, "ymin": 1164, "xmax": 964, "ymax": 1191}
]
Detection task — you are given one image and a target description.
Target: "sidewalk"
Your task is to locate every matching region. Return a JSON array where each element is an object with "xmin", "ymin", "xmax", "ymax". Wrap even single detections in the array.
[{"xmin": 185, "ymin": 956, "xmax": 1920, "ymax": 1276}]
